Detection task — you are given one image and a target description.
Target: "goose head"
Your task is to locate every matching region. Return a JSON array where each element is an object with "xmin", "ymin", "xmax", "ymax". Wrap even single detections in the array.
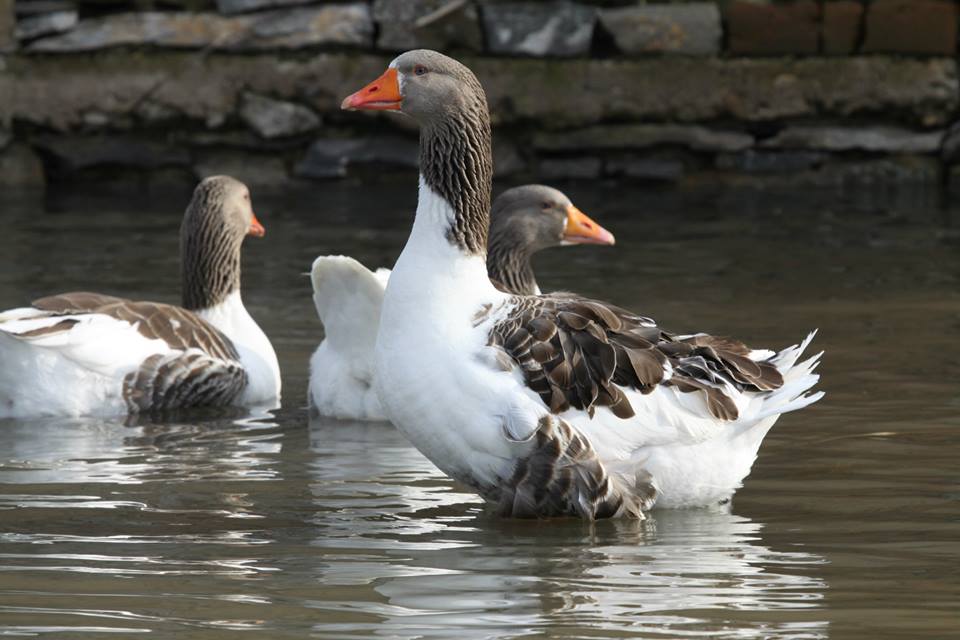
[
  {"xmin": 341, "ymin": 50, "xmax": 483, "ymax": 125},
  {"xmin": 492, "ymin": 185, "xmax": 615, "ymax": 252},
  {"xmin": 181, "ymin": 176, "xmax": 265, "ymax": 311},
  {"xmin": 487, "ymin": 185, "xmax": 615, "ymax": 295}
]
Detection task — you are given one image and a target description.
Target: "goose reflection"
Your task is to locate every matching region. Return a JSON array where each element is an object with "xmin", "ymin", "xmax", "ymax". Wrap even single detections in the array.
[
  {"xmin": 0, "ymin": 408, "xmax": 282, "ymax": 495},
  {"xmin": 304, "ymin": 416, "xmax": 829, "ymax": 639}
]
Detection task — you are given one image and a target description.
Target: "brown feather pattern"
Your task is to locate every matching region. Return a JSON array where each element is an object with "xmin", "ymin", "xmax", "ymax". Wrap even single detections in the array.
[
  {"xmin": 29, "ymin": 292, "xmax": 247, "ymax": 412},
  {"xmin": 497, "ymin": 415, "xmax": 656, "ymax": 519},
  {"xmin": 489, "ymin": 293, "xmax": 785, "ymax": 421}
]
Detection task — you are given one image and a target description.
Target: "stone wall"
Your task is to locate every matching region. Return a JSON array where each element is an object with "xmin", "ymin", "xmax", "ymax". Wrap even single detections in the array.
[{"xmin": 3, "ymin": 0, "xmax": 960, "ymax": 191}]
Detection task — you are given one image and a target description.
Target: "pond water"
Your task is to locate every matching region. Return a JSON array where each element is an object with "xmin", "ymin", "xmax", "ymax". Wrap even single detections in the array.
[{"xmin": 0, "ymin": 180, "xmax": 957, "ymax": 639}]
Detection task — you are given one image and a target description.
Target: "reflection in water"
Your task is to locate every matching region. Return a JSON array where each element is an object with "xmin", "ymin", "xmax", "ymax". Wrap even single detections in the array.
[
  {"xmin": 0, "ymin": 409, "xmax": 283, "ymax": 486},
  {"xmin": 304, "ymin": 418, "xmax": 828, "ymax": 639}
]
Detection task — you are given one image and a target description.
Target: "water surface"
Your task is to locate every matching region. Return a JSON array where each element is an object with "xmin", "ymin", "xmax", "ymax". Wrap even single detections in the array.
[{"xmin": 0, "ymin": 181, "xmax": 957, "ymax": 638}]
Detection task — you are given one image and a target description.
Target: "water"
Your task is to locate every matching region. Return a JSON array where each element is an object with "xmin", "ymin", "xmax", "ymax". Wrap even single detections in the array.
[{"xmin": 0, "ymin": 180, "xmax": 957, "ymax": 639}]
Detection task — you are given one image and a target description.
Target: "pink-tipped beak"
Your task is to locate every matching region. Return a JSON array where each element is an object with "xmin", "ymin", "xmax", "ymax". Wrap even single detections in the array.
[
  {"xmin": 563, "ymin": 205, "xmax": 615, "ymax": 246},
  {"xmin": 341, "ymin": 68, "xmax": 402, "ymax": 111},
  {"xmin": 248, "ymin": 213, "xmax": 265, "ymax": 238}
]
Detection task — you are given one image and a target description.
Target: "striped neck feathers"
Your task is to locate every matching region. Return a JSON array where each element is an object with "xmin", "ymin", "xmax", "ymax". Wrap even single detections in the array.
[
  {"xmin": 180, "ymin": 203, "xmax": 243, "ymax": 312},
  {"xmin": 418, "ymin": 95, "xmax": 493, "ymax": 257}
]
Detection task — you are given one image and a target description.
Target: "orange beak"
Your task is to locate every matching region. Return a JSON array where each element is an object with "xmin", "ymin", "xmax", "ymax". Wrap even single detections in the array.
[
  {"xmin": 248, "ymin": 213, "xmax": 265, "ymax": 238},
  {"xmin": 563, "ymin": 205, "xmax": 615, "ymax": 246},
  {"xmin": 341, "ymin": 68, "xmax": 402, "ymax": 111}
]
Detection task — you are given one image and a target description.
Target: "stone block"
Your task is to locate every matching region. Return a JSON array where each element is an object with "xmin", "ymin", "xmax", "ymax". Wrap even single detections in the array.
[
  {"xmin": 492, "ymin": 133, "xmax": 526, "ymax": 177},
  {"xmin": 475, "ymin": 56, "xmax": 959, "ymax": 128},
  {"xmin": 598, "ymin": 2, "xmax": 720, "ymax": 56},
  {"xmin": 239, "ymin": 92, "xmax": 320, "ymax": 139},
  {"xmin": 28, "ymin": 4, "xmax": 373, "ymax": 52},
  {"xmin": 33, "ymin": 135, "xmax": 191, "ymax": 173},
  {"xmin": 482, "ymin": 2, "xmax": 596, "ymax": 57},
  {"xmin": 0, "ymin": 143, "xmax": 45, "ymax": 188},
  {"xmin": 725, "ymin": 0, "xmax": 819, "ymax": 55},
  {"xmin": 604, "ymin": 153, "xmax": 685, "ymax": 181},
  {"xmin": 193, "ymin": 149, "xmax": 291, "ymax": 187},
  {"xmin": 374, "ymin": 0, "xmax": 482, "ymax": 52},
  {"xmin": 14, "ymin": 9, "xmax": 77, "ymax": 41},
  {"xmin": 295, "ymin": 136, "xmax": 419, "ymax": 179},
  {"xmin": 533, "ymin": 124, "xmax": 753, "ymax": 153},
  {"xmin": 715, "ymin": 150, "xmax": 825, "ymax": 174},
  {"xmin": 862, "ymin": 0, "xmax": 957, "ymax": 55},
  {"xmin": 247, "ymin": 5, "xmax": 373, "ymax": 48},
  {"xmin": 760, "ymin": 125, "xmax": 944, "ymax": 154},
  {"xmin": 0, "ymin": 0, "xmax": 13, "ymax": 52},
  {"xmin": 538, "ymin": 157, "xmax": 602, "ymax": 180},
  {"xmin": 4, "ymin": 53, "xmax": 958, "ymax": 134},
  {"xmin": 940, "ymin": 120, "xmax": 960, "ymax": 163},
  {"xmin": 216, "ymin": 0, "xmax": 313, "ymax": 14},
  {"xmin": 822, "ymin": 1, "xmax": 863, "ymax": 55}
]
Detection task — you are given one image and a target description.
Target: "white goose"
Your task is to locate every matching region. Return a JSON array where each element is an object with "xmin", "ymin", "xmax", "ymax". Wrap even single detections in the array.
[
  {"xmin": 0, "ymin": 176, "xmax": 281, "ymax": 419},
  {"xmin": 308, "ymin": 184, "xmax": 615, "ymax": 421},
  {"xmin": 341, "ymin": 50, "xmax": 823, "ymax": 518}
]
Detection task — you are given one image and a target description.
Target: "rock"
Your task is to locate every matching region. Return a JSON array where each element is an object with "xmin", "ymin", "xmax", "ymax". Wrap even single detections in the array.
[
  {"xmin": 33, "ymin": 135, "xmax": 191, "ymax": 174},
  {"xmin": 492, "ymin": 134, "xmax": 526, "ymax": 178},
  {"xmin": 940, "ymin": 121, "xmax": 960, "ymax": 163},
  {"xmin": 28, "ymin": 12, "xmax": 241, "ymax": 51},
  {"xmin": 538, "ymin": 157, "xmax": 602, "ymax": 180},
  {"xmin": 482, "ymin": 2, "xmax": 596, "ymax": 57},
  {"xmin": 4, "ymin": 53, "xmax": 958, "ymax": 133},
  {"xmin": 822, "ymin": 1, "xmax": 863, "ymax": 55},
  {"xmin": 862, "ymin": 0, "xmax": 957, "ymax": 55},
  {"xmin": 715, "ymin": 150, "xmax": 825, "ymax": 174},
  {"xmin": 246, "ymin": 5, "xmax": 373, "ymax": 49},
  {"xmin": 815, "ymin": 157, "xmax": 942, "ymax": 186},
  {"xmin": 27, "ymin": 5, "xmax": 373, "ymax": 52},
  {"xmin": 598, "ymin": 3, "xmax": 720, "ymax": 56},
  {"xmin": 533, "ymin": 124, "xmax": 753, "ymax": 153},
  {"xmin": 374, "ymin": 0, "xmax": 482, "ymax": 52},
  {"xmin": 193, "ymin": 149, "xmax": 290, "ymax": 187},
  {"xmin": 476, "ymin": 56, "xmax": 959, "ymax": 128},
  {"xmin": 135, "ymin": 100, "xmax": 182, "ymax": 125},
  {"xmin": 604, "ymin": 154, "xmax": 684, "ymax": 181},
  {"xmin": 761, "ymin": 126, "xmax": 945, "ymax": 154},
  {"xmin": 725, "ymin": 0, "xmax": 819, "ymax": 55},
  {"xmin": 215, "ymin": 0, "xmax": 312, "ymax": 15},
  {"xmin": 0, "ymin": 0, "xmax": 13, "ymax": 52},
  {"xmin": 14, "ymin": 9, "xmax": 77, "ymax": 41},
  {"xmin": 239, "ymin": 92, "xmax": 320, "ymax": 139},
  {"xmin": 295, "ymin": 136, "xmax": 419, "ymax": 179},
  {"xmin": 14, "ymin": 1, "xmax": 75, "ymax": 15},
  {"xmin": 0, "ymin": 143, "xmax": 45, "ymax": 188}
]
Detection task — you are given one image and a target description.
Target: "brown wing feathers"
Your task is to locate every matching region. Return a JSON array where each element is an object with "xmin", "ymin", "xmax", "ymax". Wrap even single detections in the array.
[
  {"xmin": 27, "ymin": 292, "xmax": 247, "ymax": 412},
  {"xmin": 490, "ymin": 294, "xmax": 785, "ymax": 421},
  {"xmin": 33, "ymin": 292, "xmax": 240, "ymax": 362}
]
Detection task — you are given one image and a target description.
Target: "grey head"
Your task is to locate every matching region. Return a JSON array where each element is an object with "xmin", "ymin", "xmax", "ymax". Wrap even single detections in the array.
[
  {"xmin": 180, "ymin": 175, "xmax": 264, "ymax": 311},
  {"xmin": 487, "ymin": 185, "xmax": 616, "ymax": 295},
  {"xmin": 342, "ymin": 50, "xmax": 493, "ymax": 256}
]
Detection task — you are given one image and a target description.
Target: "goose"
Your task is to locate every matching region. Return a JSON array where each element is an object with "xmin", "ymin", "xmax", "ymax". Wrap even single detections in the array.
[
  {"xmin": 308, "ymin": 184, "xmax": 615, "ymax": 421},
  {"xmin": 340, "ymin": 50, "xmax": 823, "ymax": 519},
  {"xmin": 0, "ymin": 176, "xmax": 281, "ymax": 419}
]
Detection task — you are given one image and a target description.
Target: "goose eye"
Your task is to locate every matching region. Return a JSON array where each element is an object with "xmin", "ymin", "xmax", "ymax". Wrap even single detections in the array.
[
  {"xmin": 541, "ymin": 201, "xmax": 551, "ymax": 210},
  {"xmin": 414, "ymin": 64, "xmax": 428, "ymax": 76}
]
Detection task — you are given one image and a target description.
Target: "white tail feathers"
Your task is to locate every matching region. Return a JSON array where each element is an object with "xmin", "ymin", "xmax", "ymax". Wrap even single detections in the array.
[
  {"xmin": 753, "ymin": 331, "xmax": 824, "ymax": 423},
  {"xmin": 310, "ymin": 256, "xmax": 388, "ymax": 359}
]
